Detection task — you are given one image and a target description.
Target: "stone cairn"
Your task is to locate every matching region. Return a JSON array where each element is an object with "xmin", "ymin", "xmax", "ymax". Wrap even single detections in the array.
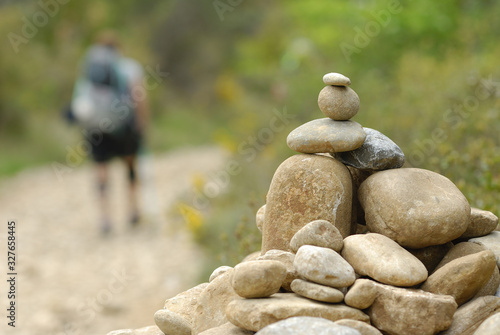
[{"xmin": 109, "ymin": 73, "xmax": 500, "ymax": 335}]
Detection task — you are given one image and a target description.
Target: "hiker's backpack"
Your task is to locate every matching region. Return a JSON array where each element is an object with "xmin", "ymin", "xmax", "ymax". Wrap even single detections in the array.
[{"xmin": 71, "ymin": 46, "xmax": 134, "ymax": 135}]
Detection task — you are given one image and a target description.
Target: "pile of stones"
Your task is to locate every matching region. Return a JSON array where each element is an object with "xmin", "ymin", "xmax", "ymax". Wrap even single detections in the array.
[{"xmin": 108, "ymin": 73, "xmax": 500, "ymax": 335}]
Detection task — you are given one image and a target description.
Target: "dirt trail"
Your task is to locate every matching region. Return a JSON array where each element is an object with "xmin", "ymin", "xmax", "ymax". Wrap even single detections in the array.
[{"xmin": 0, "ymin": 146, "xmax": 227, "ymax": 335}]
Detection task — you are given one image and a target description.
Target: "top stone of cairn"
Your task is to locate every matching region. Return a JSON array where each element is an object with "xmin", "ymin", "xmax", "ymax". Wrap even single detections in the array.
[{"xmin": 323, "ymin": 72, "xmax": 351, "ymax": 86}]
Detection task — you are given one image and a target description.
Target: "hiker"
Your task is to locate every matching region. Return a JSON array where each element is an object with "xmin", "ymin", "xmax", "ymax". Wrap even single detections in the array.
[{"xmin": 71, "ymin": 32, "xmax": 149, "ymax": 234}]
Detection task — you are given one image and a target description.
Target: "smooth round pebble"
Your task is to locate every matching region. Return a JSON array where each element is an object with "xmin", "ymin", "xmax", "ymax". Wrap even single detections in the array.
[
  {"xmin": 290, "ymin": 219, "xmax": 343, "ymax": 253},
  {"xmin": 232, "ymin": 260, "xmax": 286, "ymax": 298},
  {"xmin": 154, "ymin": 309, "xmax": 192, "ymax": 335},
  {"xmin": 323, "ymin": 72, "xmax": 351, "ymax": 86},
  {"xmin": 341, "ymin": 233, "xmax": 428, "ymax": 287},
  {"xmin": 287, "ymin": 118, "xmax": 366, "ymax": 154},
  {"xmin": 294, "ymin": 245, "xmax": 355, "ymax": 288},
  {"xmin": 318, "ymin": 85, "xmax": 360, "ymax": 120},
  {"xmin": 257, "ymin": 249, "xmax": 298, "ymax": 292}
]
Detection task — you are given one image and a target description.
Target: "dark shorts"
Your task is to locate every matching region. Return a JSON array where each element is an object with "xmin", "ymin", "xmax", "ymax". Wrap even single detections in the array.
[{"xmin": 89, "ymin": 125, "xmax": 142, "ymax": 162}]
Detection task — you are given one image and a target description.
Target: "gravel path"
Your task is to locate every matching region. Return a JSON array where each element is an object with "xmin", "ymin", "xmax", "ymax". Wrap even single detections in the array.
[{"xmin": 0, "ymin": 146, "xmax": 227, "ymax": 335}]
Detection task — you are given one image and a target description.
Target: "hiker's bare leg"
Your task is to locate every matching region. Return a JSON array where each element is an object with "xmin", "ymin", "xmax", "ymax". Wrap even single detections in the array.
[
  {"xmin": 123, "ymin": 155, "xmax": 139, "ymax": 225},
  {"xmin": 97, "ymin": 162, "xmax": 111, "ymax": 233}
]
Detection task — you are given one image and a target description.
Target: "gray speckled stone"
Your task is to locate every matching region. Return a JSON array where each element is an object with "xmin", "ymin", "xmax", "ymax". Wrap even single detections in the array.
[
  {"xmin": 333, "ymin": 128, "xmax": 405, "ymax": 170},
  {"xmin": 323, "ymin": 72, "xmax": 351, "ymax": 86},
  {"xmin": 287, "ymin": 118, "xmax": 366, "ymax": 154}
]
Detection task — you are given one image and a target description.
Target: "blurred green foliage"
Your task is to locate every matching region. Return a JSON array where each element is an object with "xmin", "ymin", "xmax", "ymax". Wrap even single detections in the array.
[{"xmin": 1, "ymin": 0, "xmax": 499, "ymax": 274}]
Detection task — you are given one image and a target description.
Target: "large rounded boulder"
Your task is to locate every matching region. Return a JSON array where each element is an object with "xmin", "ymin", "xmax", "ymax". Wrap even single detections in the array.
[
  {"xmin": 262, "ymin": 154, "xmax": 352, "ymax": 253},
  {"xmin": 358, "ymin": 168, "xmax": 470, "ymax": 248}
]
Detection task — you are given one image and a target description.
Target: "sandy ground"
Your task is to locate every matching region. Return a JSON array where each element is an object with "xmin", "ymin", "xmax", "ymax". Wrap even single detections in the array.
[{"xmin": 0, "ymin": 146, "xmax": 227, "ymax": 335}]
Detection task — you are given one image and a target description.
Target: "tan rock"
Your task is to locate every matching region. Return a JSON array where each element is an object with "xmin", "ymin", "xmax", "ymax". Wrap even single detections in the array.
[
  {"xmin": 461, "ymin": 208, "xmax": 499, "ymax": 239},
  {"xmin": 473, "ymin": 312, "xmax": 500, "ymax": 335},
  {"xmin": 334, "ymin": 319, "xmax": 383, "ymax": 335},
  {"xmin": 262, "ymin": 154, "xmax": 352, "ymax": 253},
  {"xmin": 433, "ymin": 242, "xmax": 486, "ymax": 272},
  {"xmin": 407, "ymin": 243, "xmax": 453, "ymax": 274},
  {"xmin": 430, "ymin": 242, "xmax": 500, "ymax": 298},
  {"xmin": 289, "ymin": 219, "xmax": 344, "ymax": 253},
  {"xmin": 440, "ymin": 296, "xmax": 500, "ymax": 335},
  {"xmin": 470, "ymin": 231, "xmax": 500, "ymax": 267},
  {"xmin": 341, "ymin": 233, "xmax": 428, "ymax": 286},
  {"xmin": 475, "ymin": 265, "xmax": 500, "ymax": 299},
  {"xmin": 199, "ymin": 322, "xmax": 254, "ymax": 335},
  {"xmin": 226, "ymin": 293, "xmax": 369, "ymax": 332},
  {"xmin": 107, "ymin": 326, "xmax": 163, "ymax": 335},
  {"xmin": 210, "ymin": 266, "xmax": 233, "ymax": 282},
  {"xmin": 294, "ymin": 245, "xmax": 356, "ymax": 288},
  {"xmin": 323, "ymin": 72, "xmax": 351, "ymax": 86},
  {"xmin": 286, "ymin": 118, "xmax": 366, "ymax": 153},
  {"xmin": 164, "ymin": 282, "xmax": 209, "ymax": 325},
  {"xmin": 194, "ymin": 269, "xmax": 240, "ymax": 334},
  {"xmin": 291, "ymin": 279, "xmax": 344, "ymax": 303},
  {"xmin": 344, "ymin": 279, "xmax": 378, "ymax": 310},
  {"xmin": 256, "ymin": 204, "xmax": 265, "ymax": 232},
  {"xmin": 420, "ymin": 250, "xmax": 496, "ymax": 305},
  {"xmin": 256, "ymin": 316, "xmax": 362, "ymax": 334},
  {"xmin": 257, "ymin": 249, "xmax": 298, "ymax": 292},
  {"xmin": 359, "ymin": 168, "xmax": 470, "ymax": 248},
  {"xmin": 369, "ymin": 282, "xmax": 457, "ymax": 335},
  {"xmin": 318, "ymin": 85, "xmax": 360, "ymax": 120},
  {"xmin": 154, "ymin": 309, "xmax": 192, "ymax": 335},
  {"xmin": 232, "ymin": 260, "xmax": 286, "ymax": 298}
]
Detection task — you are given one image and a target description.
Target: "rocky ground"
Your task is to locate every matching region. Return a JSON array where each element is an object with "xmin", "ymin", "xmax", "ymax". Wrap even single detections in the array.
[{"xmin": 0, "ymin": 146, "xmax": 227, "ymax": 335}]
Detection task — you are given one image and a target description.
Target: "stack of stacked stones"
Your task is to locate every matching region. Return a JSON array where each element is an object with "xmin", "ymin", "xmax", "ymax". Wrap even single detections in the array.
[{"xmin": 109, "ymin": 73, "xmax": 500, "ymax": 335}]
